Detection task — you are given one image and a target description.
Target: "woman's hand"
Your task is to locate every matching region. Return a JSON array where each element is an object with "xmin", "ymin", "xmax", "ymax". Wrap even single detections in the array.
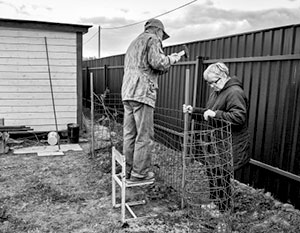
[
  {"xmin": 203, "ymin": 109, "xmax": 216, "ymax": 120},
  {"xmin": 183, "ymin": 104, "xmax": 193, "ymax": 114}
]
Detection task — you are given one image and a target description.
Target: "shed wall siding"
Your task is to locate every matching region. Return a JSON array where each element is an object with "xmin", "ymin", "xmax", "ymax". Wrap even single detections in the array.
[{"xmin": 0, "ymin": 26, "xmax": 77, "ymax": 131}]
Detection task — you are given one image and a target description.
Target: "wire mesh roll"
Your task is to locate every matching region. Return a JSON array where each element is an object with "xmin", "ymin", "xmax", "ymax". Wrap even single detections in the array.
[{"xmin": 184, "ymin": 116, "xmax": 233, "ymax": 220}]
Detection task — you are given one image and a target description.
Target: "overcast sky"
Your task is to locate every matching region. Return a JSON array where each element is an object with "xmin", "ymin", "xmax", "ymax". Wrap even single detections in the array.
[{"xmin": 1, "ymin": 0, "xmax": 300, "ymax": 58}]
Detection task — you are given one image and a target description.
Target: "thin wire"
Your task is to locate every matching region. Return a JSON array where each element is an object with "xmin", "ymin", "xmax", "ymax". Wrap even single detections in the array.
[
  {"xmin": 83, "ymin": 0, "xmax": 197, "ymax": 44},
  {"xmin": 102, "ymin": 0, "xmax": 198, "ymax": 30},
  {"xmin": 84, "ymin": 29, "xmax": 99, "ymax": 45}
]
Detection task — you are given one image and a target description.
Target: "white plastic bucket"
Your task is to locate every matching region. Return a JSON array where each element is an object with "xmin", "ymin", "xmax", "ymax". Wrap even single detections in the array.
[{"xmin": 47, "ymin": 132, "xmax": 60, "ymax": 146}]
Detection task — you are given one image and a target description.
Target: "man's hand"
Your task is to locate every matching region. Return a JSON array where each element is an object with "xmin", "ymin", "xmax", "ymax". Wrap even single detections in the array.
[
  {"xmin": 203, "ymin": 109, "xmax": 216, "ymax": 120},
  {"xmin": 183, "ymin": 104, "xmax": 193, "ymax": 114},
  {"xmin": 168, "ymin": 53, "xmax": 181, "ymax": 65}
]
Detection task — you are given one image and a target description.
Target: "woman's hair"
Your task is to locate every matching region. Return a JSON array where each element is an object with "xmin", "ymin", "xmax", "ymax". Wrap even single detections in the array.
[{"xmin": 203, "ymin": 62, "xmax": 229, "ymax": 79}]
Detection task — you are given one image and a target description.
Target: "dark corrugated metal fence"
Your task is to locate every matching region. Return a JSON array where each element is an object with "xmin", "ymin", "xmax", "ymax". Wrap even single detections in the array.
[{"xmin": 83, "ymin": 23, "xmax": 300, "ymax": 208}]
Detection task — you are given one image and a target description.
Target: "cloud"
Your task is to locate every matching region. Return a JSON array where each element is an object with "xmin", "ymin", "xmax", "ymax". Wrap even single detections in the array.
[
  {"xmin": 0, "ymin": 1, "xmax": 29, "ymax": 15},
  {"xmin": 80, "ymin": 16, "xmax": 137, "ymax": 28},
  {"xmin": 164, "ymin": 3, "xmax": 300, "ymax": 43},
  {"xmin": 245, "ymin": 8, "xmax": 300, "ymax": 28},
  {"xmin": 120, "ymin": 8, "xmax": 129, "ymax": 14},
  {"xmin": 81, "ymin": 2, "xmax": 300, "ymax": 57},
  {"xmin": 0, "ymin": 1, "xmax": 52, "ymax": 18},
  {"xmin": 168, "ymin": 3, "xmax": 300, "ymax": 29}
]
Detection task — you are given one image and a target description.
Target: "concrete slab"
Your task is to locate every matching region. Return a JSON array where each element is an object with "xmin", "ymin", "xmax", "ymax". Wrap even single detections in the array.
[{"xmin": 13, "ymin": 144, "xmax": 82, "ymax": 155}]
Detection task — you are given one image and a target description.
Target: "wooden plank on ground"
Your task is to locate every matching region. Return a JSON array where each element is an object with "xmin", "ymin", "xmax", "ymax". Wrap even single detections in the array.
[{"xmin": 37, "ymin": 151, "xmax": 65, "ymax": 156}]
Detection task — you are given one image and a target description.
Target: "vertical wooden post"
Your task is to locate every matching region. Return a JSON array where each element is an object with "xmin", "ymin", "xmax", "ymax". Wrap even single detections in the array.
[
  {"xmin": 121, "ymin": 154, "xmax": 126, "ymax": 224},
  {"xmin": 85, "ymin": 67, "xmax": 89, "ymax": 108},
  {"xmin": 90, "ymin": 72, "xmax": 95, "ymax": 157},
  {"xmin": 181, "ymin": 68, "xmax": 190, "ymax": 209},
  {"xmin": 112, "ymin": 147, "xmax": 116, "ymax": 207},
  {"xmin": 0, "ymin": 119, "xmax": 4, "ymax": 154}
]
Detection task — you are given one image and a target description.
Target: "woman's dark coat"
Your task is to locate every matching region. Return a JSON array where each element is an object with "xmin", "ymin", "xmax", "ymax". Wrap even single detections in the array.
[{"xmin": 194, "ymin": 77, "xmax": 250, "ymax": 171}]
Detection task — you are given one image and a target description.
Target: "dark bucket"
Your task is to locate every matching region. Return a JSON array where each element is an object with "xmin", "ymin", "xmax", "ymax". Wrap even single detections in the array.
[{"xmin": 67, "ymin": 123, "xmax": 79, "ymax": 143}]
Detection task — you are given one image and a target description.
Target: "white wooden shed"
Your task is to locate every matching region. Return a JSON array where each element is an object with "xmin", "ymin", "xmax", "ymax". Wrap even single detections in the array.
[{"xmin": 0, "ymin": 18, "xmax": 92, "ymax": 132}]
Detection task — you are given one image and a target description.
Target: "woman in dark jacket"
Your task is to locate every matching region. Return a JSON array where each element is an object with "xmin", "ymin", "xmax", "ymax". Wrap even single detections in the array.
[
  {"xmin": 183, "ymin": 62, "xmax": 250, "ymax": 212},
  {"xmin": 184, "ymin": 62, "xmax": 250, "ymax": 170}
]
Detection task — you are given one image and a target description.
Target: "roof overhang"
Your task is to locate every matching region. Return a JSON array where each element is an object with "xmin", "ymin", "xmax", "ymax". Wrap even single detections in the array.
[{"xmin": 0, "ymin": 18, "xmax": 92, "ymax": 34}]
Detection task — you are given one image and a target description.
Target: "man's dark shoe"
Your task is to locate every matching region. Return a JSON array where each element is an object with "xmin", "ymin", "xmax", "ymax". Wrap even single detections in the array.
[{"xmin": 129, "ymin": 171, "xmax": 155, "ymax": 182}]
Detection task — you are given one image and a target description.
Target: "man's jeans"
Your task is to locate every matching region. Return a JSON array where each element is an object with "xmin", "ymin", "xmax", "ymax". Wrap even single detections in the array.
[{"xmin": 123, "ymin": 101, "xmax": 154, "ymax": 178}]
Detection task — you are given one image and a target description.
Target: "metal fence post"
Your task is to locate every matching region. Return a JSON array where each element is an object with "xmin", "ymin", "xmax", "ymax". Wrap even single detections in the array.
[
  {"xmin": 90, "ymin": 72, "xmax": 94, "ymax": 158},
  {"xmin": 104, "ymin": 64, "xmax": 108, "ymax": 90},
  {"xmin": 181, "ymin": 68, "xmax": 190, "ymax": 209}
]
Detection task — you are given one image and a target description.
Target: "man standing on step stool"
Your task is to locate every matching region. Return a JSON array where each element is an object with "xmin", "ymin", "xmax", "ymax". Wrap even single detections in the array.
[{"xmin": 121, "ymin": 18, "xmax": 181, "ymax": 182}]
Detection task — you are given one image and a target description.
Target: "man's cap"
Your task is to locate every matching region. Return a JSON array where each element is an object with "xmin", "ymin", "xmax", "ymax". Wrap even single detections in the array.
[{"xmin": 144, "ymin": 18, "xmax": 170, "ymax": 40}]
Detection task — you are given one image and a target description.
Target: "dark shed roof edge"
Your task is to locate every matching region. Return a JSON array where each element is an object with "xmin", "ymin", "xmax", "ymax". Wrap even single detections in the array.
[{"xmin": 0, "ymin": 18, "xmax": 92, "ymax": 34}]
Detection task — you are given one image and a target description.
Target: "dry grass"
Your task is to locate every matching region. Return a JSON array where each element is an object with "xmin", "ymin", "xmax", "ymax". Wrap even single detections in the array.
[
  {"xmin": 1, "ymin": 140, "xmax": 300, "ymax": 233},
  {"xmin": 0, "ymin": 143, "xmax": 119, "ymax": 233}
]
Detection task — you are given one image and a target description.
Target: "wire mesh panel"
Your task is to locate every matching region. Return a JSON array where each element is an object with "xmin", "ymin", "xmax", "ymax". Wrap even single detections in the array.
[
  {"xmin": 152, "ymin": 108, "xmax": 184, "ymax": 198},
  {"xmin": 85, "ymin": 94, "xmax": 233, "ymax": 229},
  {"xmin": 82, "ymin": 92, "xmax": 124, "ymax": 154},
  {"xmin": 184, "ymin": 115, "xmax": 233, "ymax": 224},
  {"xmin": 152, "ymin": 109, "xmax": 233, "ymax": 220}
]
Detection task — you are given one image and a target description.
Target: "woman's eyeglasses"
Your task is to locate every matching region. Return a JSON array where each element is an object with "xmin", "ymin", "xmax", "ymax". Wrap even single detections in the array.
[{"xmin": 207, "ymin": 77, "xmax": 221, "ymax": 85}]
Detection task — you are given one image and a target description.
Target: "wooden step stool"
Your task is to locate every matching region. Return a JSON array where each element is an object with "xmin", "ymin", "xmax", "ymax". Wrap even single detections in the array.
[{"xmin": 111, "ymin": 146, "xmax": 154, "ymax": 224}]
